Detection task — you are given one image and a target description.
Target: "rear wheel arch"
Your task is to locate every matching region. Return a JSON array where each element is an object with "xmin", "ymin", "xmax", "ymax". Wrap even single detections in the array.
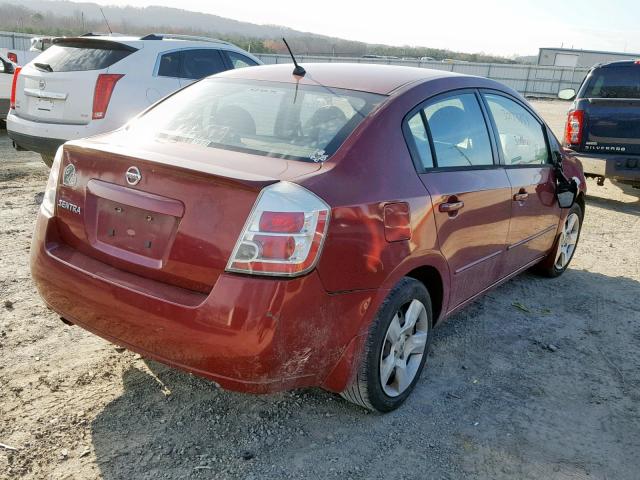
[{"xmin": 405, "ymin": 266, "xmax": 444, "ymax": 324}]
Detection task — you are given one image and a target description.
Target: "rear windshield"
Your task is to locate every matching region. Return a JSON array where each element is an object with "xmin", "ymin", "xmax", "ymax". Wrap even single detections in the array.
[
  {"xmin": 32, "ymin": 42, "xmax": 135, "ymax": 72},
  {"xmin": 126, "ymin": 78, "xmax": 385, "ymax": 162},
  {"xmin": 583, "ymin": 65, "xmax": 640, "ymax": 99}
]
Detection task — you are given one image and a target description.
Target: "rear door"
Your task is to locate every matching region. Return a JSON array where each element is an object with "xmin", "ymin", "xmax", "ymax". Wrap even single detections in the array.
[
  {"xmin": 405, "ymin": 90, "xmax": 512, "ymax": 309},
  {"xmin": 480, "ymin": 91, "xmax": 561, "ymax": 274},
  {"xmin": 178, "ymin": 48, "xmax": 228, "ymax": 88},
  {"xmin": 14, "ymin": 39, "xmax": 136, "ymax": 125},
  {"xmin": 579, "ymin": 64, "xmax": 640, "ymax": 155}
]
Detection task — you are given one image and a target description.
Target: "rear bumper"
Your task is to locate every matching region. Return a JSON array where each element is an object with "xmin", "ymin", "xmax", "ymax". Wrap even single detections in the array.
[
  {"xmin": 7, "ymin": 129, "xmax": 65, "ymax": 156},
  {"xmin": 30, "ymin": 212, "xmax": 377, "ymax": 394},
  {"xmin": 6, "ymin": 111, "xmax": 121, "ymax": 155},
  {"xmin": 575, "ymin": 151, "xmax": 640, "ymax": 185}
]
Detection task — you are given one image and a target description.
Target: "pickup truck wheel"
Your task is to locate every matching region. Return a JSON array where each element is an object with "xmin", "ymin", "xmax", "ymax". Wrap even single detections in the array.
[
  {"xmin": 40, "ymin": 154, "xmax": 54, "ymax": 168},
  {"xmin": 537, "ymin": 203, "xmax": 583, "ymax": 278},
  {"xmin": 340, "ymin": 277, "xmax": 432, "ymax": 412}
]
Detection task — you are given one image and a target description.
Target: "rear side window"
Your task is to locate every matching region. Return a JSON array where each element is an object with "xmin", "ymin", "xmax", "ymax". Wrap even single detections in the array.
[
  {"xmin": 405, "ymin": 113, "xmax": 434, "ymax": 168},
  {"xmin": 583, "ymin": 66, "xmax": 640, "ymax": 99},
  {"xmin": 181, "ymin": 49, "xmax": 226, "ymax": 79},
  {"xmin": 158, "ymin": 51, "xmax": 181, "ymax": 77},
  {"xmin": 424, "ymin": 93, "xmax": 493, "ymax": 168},
  {"xmin": 484, "ymin": 94, "xmax": 549, "ymax": 166},
  {"xmin": 226, "ymin": 51, "xmax": 258, "ymax": 69},
  {"xmin": 31, "ymin": 42, "xmax": 134, "ymax": 72}
]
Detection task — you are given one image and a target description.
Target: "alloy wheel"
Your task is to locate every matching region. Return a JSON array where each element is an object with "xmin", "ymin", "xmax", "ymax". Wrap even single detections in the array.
[
  {"xmin": 554, "ymin": 212, "xmax": 580, "ymax": 270},
  {"xmin": 379, "ymin": 299, "xmax": 429, "ymax": 397}
]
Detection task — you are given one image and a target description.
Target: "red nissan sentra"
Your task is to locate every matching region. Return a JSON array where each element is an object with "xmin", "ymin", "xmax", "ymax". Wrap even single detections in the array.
[{"xmin": 31, "ymin": 63, "xmax": 586, "ymax": 412}]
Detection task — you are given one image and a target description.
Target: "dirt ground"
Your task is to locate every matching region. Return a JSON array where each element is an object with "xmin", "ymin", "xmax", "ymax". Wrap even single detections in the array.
[{"xmin": 1, "ymin": 100, "xmax": 639, "ymax": 480}]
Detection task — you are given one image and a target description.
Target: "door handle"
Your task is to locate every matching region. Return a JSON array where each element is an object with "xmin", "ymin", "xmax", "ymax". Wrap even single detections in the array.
[
  {"xmin": 439, "ymin": 200, "xmax": 465, "ymax": 213},
  {"xmin": 513, "ymin": 192, "xmax": 529, "ymax": 202}
]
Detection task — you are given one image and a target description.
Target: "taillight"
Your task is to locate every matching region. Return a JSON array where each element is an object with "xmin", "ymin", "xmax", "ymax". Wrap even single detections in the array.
[
  {"xmin": 8, "ymin": 52, "xmax": 17, "ymax": 63},
  {"xmin": 226, "ymin": 182, "xmax": 330, "ymax": 277},
  {"xmin": 564, "ymin": 110, "xmax": 584, "ymax": 145},
  {"xmin": 9, "ymin": 66, "xmax": 21, "ymax": 110},
  {"xmin": 92, "ymin": 74, "xmax": 124, "ymax": 120},
  {"xmin": 41, "ymin": 147, "xmax": 63, "ymax": 217}
]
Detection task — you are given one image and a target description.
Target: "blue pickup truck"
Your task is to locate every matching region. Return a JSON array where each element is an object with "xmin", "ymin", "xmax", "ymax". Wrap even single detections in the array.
[{"xmin": 560, "ymin": 60, "xmax": 640, "ymax": 189}]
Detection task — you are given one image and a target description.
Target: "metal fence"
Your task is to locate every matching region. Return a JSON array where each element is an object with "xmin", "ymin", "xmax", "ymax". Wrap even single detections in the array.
[
  {"xmin": 254, "ymin": 54, "xmax": 589, "ymax": 98},
  {"xmin": 0, "ymin": 31, "xmax": 34, "ymax": 51},
  {"xmin": 0, "ymin": 30, "xmax": 589, "ymax": 97}
]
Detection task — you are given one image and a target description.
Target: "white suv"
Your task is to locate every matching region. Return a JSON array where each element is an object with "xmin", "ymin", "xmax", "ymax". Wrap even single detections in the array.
[{"xmin": 6, "ymin": 34, "xmax": 261, "ymax": 165}]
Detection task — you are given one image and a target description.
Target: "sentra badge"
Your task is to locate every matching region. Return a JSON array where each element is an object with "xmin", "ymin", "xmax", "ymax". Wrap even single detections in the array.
[{"xmin": 57, "ymin": 198, "xmax": 81, "ymax": 214}]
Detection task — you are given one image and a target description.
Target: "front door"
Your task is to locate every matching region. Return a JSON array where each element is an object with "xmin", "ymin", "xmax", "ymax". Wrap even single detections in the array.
[
  {"xmin": 480, "ymin": 92, "xmax": 561, "ymax": 274},
  {"xmin": 405, "ymin": 91, "xmax": 512, "ymax": 310}
]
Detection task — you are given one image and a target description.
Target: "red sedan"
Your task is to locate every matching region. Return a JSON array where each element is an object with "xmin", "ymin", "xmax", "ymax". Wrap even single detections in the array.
[{"xmin": 31, "ymin": 63, "xmax": 586, "ymax": 412}]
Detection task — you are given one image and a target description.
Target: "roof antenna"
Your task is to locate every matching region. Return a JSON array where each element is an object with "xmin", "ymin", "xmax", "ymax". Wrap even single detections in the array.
[
  {"xmin": 99, "ymin": 7, "xmax": 113, "ymax": 35},
  {"xmin": 282, "ymin": 38, "xmax": 305, "ymax": 77}
]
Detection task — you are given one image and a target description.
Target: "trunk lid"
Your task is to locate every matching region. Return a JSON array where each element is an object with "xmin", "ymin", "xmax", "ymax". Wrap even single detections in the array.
[{"xmin": 54, "ymin": 138, "xmax": 321, "ymax": 293}]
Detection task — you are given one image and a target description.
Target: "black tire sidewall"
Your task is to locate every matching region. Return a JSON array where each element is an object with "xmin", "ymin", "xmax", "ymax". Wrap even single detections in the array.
[{"xmin": 365, "ymin": 278, "xmax": 433, "ymax": 412}]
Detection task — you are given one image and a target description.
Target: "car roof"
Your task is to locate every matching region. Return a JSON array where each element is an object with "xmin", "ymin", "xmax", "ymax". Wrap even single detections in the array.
[
  {"xmin": 216, "ymin": 63, "xmax": 464, "ymax": 95},
  {"xmin": 594, "ymin": 59, "xmax": 640, "ymax": 69},
  {"xmin": 54, "ymin": 35, "xmax": 242, "ymax": 51}
]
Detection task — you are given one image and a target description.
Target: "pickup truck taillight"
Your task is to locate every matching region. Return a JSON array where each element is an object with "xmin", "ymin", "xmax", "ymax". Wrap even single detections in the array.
[
  {"xmin": 564, "ymin": 110, "xmax": 584, "ymax": 146},
  {"xmin": 9, "ymin": 67, "xmax": 21, "ymax": 110},
  {"xmin": 226, "ymin": 182, "xmax": 330, "ymax": 277},
  {"xmin": 92, "ymin": 74, "xmax": 124, "ymax": 120}
]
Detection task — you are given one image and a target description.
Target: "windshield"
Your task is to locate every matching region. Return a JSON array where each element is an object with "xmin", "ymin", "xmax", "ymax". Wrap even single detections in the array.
[
  {"xmin": 583, "ymin": 65, "xmax": 640, "ymax": 99},
  {"xmin": 126, "ymin": 78, "xmax": 386, "ymax": 162}
]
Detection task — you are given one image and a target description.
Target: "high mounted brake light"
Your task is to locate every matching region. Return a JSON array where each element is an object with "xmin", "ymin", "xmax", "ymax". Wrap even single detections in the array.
[
  {"xmin": 226, "ymin": 182, "xmax": 330, "ymax": 277},
  {"xmin": 564, "ymin": 110, "xmax": 584, "ymax": 146},
  {"xmin": 92, "ymin": 74, "xmax": 124, "ymax": 120},
  {"xmin": 9, "ymin": 67, "xmax": 21, "ymax": 110}
]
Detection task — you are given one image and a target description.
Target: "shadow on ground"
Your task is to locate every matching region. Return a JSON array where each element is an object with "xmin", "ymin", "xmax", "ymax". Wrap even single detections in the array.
[{"xmin": 89, "ymin": 269, "xmax": 640, "ymax": 480}]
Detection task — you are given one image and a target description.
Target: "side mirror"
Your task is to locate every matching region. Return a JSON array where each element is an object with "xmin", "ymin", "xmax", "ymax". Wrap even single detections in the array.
[
  {"xmin": 557, "ymin": 179, "xmax": 578, "ymax": 208},
  {"xmin": 554, "ymin": 151, "xmax": 577, "ymax": 208},
  {"xmin": 558, "ymin": 88, "xmax": 576, "ymax": 101}
]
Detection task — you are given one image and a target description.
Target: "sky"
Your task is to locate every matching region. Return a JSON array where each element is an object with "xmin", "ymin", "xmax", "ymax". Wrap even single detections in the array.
[{"xmin": 62, "ymin": 0, "xmax": 640, "ymax": 56}]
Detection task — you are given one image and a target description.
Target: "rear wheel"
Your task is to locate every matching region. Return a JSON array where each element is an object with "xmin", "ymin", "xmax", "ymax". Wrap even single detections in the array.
[
  {"xmin": 340, "ymin": 277, "xmax": 432, "ymax": 412},
  {"xmin": 40, "ymin": 154, "xmax": 54, "ymax": 168},
  {"xmin": 536, "ymin": 202, "xmax": 583, "ymax": 277}
]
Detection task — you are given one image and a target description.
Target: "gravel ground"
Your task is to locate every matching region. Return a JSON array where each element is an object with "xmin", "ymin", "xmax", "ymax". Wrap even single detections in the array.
[{"xmin": 1, "ymin": 100, "xmax": 639, "ymax": 480}]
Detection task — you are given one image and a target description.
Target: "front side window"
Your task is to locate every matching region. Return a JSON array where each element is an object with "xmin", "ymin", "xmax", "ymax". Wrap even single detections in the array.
[
  {"xmin": 181, "ymin": 49, "xmax": 226, "ymax": 79},
  {"xmin": 125, "ymin": 78, "xmax": 385, "ymax": 162},
  {"xmin": 424, "ymin": 93, "xmax": 494, "ymax": 167},
  {"xmin": 484, "ymin": 94, "xmax": 549, "ymax": 166},
  {"xmin": 226, "ymin": 51, "xmax": 258, "ymax": 69}
]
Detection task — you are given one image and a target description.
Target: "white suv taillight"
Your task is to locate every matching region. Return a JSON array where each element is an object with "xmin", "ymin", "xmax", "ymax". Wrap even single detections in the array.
[
  {"xmin": 226, "ymin": 182, "xmax": 330, "ymax": 277},
  {"xmin": 41, "ymin": 147, "xmax": 63, "ymax": 218}
]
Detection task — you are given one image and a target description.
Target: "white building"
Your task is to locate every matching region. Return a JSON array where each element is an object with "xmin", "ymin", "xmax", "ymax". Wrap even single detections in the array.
[{"xmin": 538, "ymin": 47, "xmax": 640, "ymax": 68}]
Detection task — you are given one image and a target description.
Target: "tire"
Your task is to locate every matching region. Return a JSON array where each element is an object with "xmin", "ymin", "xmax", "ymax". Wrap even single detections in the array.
[
  {"xmin": 536, "ymin": 202, "xmax": 583, "ymax": 278},
  {"xmin": 340, "ymin": 277, "xmax": 433, "ymax": 412},
  {"xmin": 40, "ymin": 154, "xmax": 54, "ymax": 168}
]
